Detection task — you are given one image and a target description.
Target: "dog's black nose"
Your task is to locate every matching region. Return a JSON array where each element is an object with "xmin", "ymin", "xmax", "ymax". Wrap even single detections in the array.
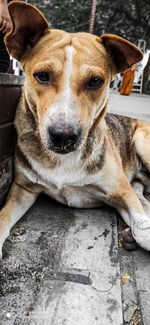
[{"xmin": 48, "ymin": 123, "xmax": 82, "ymax": 154}]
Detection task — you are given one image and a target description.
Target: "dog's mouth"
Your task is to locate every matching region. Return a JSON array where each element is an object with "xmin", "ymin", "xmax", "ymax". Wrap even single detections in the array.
[{"xmin": 48, "ymin": 141, "xmax": 81, "ymax": 155}]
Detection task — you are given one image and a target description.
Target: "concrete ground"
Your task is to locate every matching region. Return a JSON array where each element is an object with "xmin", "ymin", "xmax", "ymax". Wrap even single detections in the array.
[
  {"xmin": 108, "ymin": 90, "xmax": 150, "ymax": 121},
  {"xmin": 0, "ymin": 91, "xmax": 150, "ymax": 325}
]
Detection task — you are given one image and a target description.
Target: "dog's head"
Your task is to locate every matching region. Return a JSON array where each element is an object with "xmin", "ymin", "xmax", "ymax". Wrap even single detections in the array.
[{"xmin": 5, "ymin": 1, "xmax": 143, "ymax": 155}]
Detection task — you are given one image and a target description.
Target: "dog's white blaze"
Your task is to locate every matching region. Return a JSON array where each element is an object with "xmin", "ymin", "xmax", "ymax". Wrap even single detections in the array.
[
  {"xmin": 63, "ymin": 45, "xmax": 74, "ymax": 119},
  {"xmin": 45, "ymin": 45, "xmax": 76, "ymax": 124}
]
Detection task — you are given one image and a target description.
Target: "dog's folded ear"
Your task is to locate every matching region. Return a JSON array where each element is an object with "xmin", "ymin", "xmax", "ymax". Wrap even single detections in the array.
[
  {"xmin": 5, "ymin": 1, "xmax": 49, "ymax": 60},
  {"xmin": 99, "ymin": 34, "xmax": 143, "ymax": 74}
]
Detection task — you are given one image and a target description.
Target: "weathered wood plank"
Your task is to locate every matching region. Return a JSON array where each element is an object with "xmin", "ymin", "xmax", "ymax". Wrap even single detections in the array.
[
  {"xmin": 0, "ymin": 73, "xmax": 24, "ymax": 85},
  {"xmin": 0, "ymin": 85, "xmax": 21, "ymax": 124},
  {"xmin": 0, "ymin": 124, "xmax": 16, "ymax": 161},
  {"xmin": 0, "ymin": 74, "xmax": 22, "ymax": 204},
  {"xmin": 0, "ymin": 156, "xmax": 13, "ymax": 204}
]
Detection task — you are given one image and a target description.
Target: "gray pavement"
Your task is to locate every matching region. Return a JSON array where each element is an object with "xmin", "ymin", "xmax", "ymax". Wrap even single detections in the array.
[
  {"xmin": 0, "ymin": 197, "xmax": 123, "ymax": 325},
  {"xmin": 0, "ymin": 92, "xmax": 150, "ymax": 325},
  {"xmin": 108, "ymin": 90, "xmax": 150, "ymax": 120}
]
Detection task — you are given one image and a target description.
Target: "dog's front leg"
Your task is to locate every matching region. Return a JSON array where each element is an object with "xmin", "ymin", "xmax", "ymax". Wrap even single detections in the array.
[
  {"xmin": 108, "ymin": 184, "xmax": 150, "ymax": 251},
  {"xmin": 0, "ymin": 181, "xmax": 38, "ymax": 260}
]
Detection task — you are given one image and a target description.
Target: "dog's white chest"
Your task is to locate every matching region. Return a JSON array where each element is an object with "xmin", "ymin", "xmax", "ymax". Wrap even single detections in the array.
[
  {"xmin": 32, "ymin": 152, "xmax": 103, "ymax": 208},
  {"xmin": 38, "ymin": 152, "xmax": 84, "ymax": 188}
]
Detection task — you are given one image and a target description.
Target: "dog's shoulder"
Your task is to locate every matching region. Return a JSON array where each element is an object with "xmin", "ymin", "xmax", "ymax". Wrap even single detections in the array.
[
  {"xmin": 105, "ymin": 113, "xmax": 138, "ymax": 135},
  {"xmin": 105, "ymin": 113, "xmax": 138, "ymax": 162}
]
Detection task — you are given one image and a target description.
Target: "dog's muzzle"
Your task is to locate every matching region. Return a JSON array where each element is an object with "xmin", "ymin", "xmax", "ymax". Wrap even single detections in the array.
[{"xmin": 47, "ymin": 123, "xmax": 82, "ymax": 154}]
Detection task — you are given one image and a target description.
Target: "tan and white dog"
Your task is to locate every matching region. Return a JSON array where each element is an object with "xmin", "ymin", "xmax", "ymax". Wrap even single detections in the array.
[{"xmin": 1, "ymin": 1, "xmax": 150, "ymax": 259}]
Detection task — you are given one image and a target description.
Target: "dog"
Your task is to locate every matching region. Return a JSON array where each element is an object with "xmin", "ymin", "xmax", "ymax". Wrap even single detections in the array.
[{"xmin": 0, "ymin": 1, "xmax": 150, "ymax": 259}]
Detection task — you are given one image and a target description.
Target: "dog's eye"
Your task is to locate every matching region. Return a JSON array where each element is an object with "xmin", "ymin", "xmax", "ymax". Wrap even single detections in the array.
[
  {"xmin": 87, "ymin": 77, "xmax": 104, "ymax": 90},
  {"xmin": 34, "ymin": 71, "xmax": 50, "ymax": 84}
]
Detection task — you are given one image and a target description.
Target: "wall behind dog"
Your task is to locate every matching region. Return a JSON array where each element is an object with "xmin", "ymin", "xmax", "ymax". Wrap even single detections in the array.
[
  {"xmin": 0, "ymin": 74, "xmax": 24, "ymax": 206},
  {"xmin": 28, "ymin": 0, "xmax": 150, "ymax": 49}
]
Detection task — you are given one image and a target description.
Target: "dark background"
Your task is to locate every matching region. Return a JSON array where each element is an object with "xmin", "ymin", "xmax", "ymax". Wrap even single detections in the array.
[{"xmin": 28, "ymin": 0, "xmax": 150, "ymax": 49}]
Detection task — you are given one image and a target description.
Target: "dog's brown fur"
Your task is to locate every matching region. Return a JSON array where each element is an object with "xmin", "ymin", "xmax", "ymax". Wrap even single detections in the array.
[{"xmin": 1, "ymin": 1, "xmax": 150, "ymax": 259}]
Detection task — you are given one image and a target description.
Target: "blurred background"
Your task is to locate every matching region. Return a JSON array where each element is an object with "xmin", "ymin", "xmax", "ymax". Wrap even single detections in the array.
[{"xmin": 27, "ymin": 0, "xmax": 150, "ymax": 48}]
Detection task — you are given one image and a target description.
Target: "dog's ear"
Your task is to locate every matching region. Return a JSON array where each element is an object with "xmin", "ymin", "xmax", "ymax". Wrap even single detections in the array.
[
  {"xmin": 5, "ymin": 1, "xmax": 49, "ymax": 60},
  {"xmin": 99, "ymin": 34, "xmax": 143, "ymax": 74}
]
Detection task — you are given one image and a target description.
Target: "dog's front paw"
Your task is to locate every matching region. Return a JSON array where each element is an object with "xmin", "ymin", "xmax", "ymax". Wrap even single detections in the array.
[
  {"xmin": 0, "ymin": 234, "xmax": 5, "ymax": 261},
  {"xmin": 0, "ymin": 221, "xmax": 10, "ymax": 261},
  {"xmin": 120, "ymin": 227, "xmax": 138, "ymax": 250},
  {"xmin": 132, "ymin": 219, "xmax": 150, "ymax": 251},
  {"xmin": 0, "ymin": 247, "xmax": 3, "ymax": 262},
  {"xmin": 0, "ymin": 234, "xmax": 9, "ymax": 261}
]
